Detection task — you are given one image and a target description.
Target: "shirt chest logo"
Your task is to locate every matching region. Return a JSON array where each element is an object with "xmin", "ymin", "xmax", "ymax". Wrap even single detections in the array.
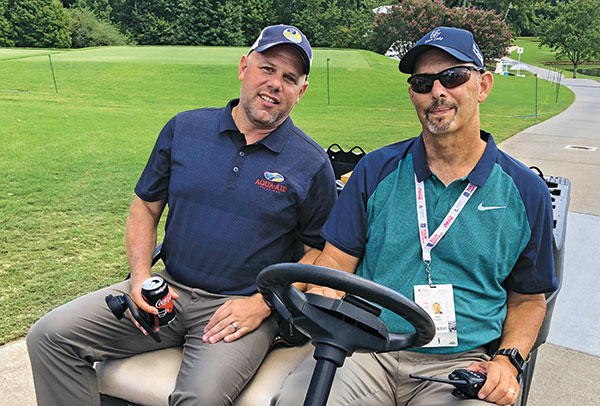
[
  {"xmin": 264, "ymin": 172, "xmax": 285, "ymax": 182},
  {"xmin": 477, "ymin": 202, "xmax": 507, "ymax": 211},
  {"xmin": 255, "ymin": 172, "xmax": 288, "ymax": 193}
]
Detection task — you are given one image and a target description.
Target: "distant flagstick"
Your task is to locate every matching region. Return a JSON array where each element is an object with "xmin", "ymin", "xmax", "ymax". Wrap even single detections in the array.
[{"xmin": 48, "ymin": 54, "xmax": 58, "ymax": 93}]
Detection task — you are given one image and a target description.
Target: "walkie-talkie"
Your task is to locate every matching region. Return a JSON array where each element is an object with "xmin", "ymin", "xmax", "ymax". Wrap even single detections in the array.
[
  {"xmin": 105, "ymin": 293, "xmax": 161, "ymax": 343},
  {"xmin": 409, "ymin": 369, "xmax": 486, "ymax": 399}
]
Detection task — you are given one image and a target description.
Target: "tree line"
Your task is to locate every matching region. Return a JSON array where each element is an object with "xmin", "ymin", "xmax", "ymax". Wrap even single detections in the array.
[
  {"xmin": 0, "ymin": 0, "xmax": 379, "ymax": 49},
  {"xmin": 1, "ymin": 0, "xmax": 598, "ymax": 69}
]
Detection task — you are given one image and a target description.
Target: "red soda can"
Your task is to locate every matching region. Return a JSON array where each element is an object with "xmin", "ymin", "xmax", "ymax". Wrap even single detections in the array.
[{"xmin": 141, "ymin": 276, "xmax": 176, "ymax": 326}]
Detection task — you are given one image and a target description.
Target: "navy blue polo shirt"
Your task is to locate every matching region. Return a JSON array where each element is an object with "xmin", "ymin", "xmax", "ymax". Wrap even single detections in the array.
[
  {"xmin": 135, "ymin": 99, "xmax": 336, "ymax": 295},
  {"xmin": 322, "ymin": 132, "xmax": 557, "ymax": 353}
]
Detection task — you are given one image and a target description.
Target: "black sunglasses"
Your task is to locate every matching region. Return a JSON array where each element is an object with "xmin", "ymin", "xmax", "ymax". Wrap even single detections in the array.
[{"xmin": 407, "ymin": 66, "xmax": 484, "ymax": 94}]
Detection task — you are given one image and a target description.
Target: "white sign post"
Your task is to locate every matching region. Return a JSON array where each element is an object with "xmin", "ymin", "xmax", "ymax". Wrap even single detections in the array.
[{"xmin": 517, "ymin": 47, "xmax": 524, "ymax": 77}]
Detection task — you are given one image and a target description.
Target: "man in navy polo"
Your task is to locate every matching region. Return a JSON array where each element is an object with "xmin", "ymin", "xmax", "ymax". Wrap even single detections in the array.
[
  {"xmin": 27, "ymin": 25, "xmax": 336, "ymax": 406},
  {"xmin": 274, "ymin": 27, "xmax": 557, "ymax": 406}
]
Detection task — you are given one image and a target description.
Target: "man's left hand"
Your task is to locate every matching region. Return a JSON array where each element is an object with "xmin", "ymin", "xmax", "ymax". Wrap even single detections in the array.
[
  {"xmin": 468, "ymin": 357, "xmax": 520, "ymax": 405},
  {"xmin": 202, "ymin": 294, "xmax": 272, "ymax": 344}
]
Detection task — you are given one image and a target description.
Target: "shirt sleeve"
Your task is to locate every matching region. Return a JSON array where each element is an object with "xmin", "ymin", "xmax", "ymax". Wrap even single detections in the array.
[
  {"xmin": 505, "ymin": 175, "xmax": 558, "ymax": 294},
  {"xmin": 294, "ymin": 159, "xmax": 337, "ymax": 250},
  {"xmin": 134, "ymin": 117, "xmax": 175, "ymax": 202},
  {"xmin": 320, "ymin": 157, "xmax": 370, "ymax": 258}
]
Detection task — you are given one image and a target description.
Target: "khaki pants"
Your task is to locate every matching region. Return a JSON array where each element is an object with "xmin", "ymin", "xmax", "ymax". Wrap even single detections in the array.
[
  {"xmin": 272, "ymin": 347, "xmax": 492, "ymax": 406},
  {"xmin": 26, "ymin": 270, "xmax": 278, "ymax": 406}
]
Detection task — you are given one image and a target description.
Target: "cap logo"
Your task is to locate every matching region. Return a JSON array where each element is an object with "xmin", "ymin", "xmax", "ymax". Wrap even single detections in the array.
[
  {"xmin": 473, "ymin": 44, "xmax": 484, "ymax": 65},
  {"xmin": 283, "ymin": 28, "xmax": 302, "ymax": 44},
  {"xmin": 425, "ymin": 29, "xmax": 443, "ymax": 44}
]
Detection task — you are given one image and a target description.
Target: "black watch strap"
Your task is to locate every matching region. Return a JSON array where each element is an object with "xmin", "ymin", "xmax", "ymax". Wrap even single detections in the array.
[{"xmin": 493, "ymin": 348, "xmax": 525, "ymax": 376}]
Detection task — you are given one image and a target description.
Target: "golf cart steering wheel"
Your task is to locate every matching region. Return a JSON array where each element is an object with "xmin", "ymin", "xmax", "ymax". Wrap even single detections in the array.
[{"xmin": 257, "ymin": 263, "xmax": 435, "ymax": 406}]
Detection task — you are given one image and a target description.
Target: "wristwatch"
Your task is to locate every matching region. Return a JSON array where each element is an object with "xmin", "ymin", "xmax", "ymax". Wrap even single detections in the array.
[{"xmin": 493, "ymin": 348, "xmax": 525, "ymax": 376}]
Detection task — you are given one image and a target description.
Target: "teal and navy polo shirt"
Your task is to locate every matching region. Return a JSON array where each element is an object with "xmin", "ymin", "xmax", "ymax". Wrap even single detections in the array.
[
  {"xmin": 135, "ymin": 99, "xmax": 337, "ymax": 296},
  {"xmin": 321, "ymin": 131, "xmax": 557, "ymax": 354}
]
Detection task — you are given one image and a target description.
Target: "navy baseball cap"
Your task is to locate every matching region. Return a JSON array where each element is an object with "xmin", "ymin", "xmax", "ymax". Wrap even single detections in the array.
[
  {"xmin": 249, "ymin": 25, "xmax": 313, "ymax": 75},
  {"xmin": 399, "ymin": 27, "xmax": 485, "ymax": 74}
]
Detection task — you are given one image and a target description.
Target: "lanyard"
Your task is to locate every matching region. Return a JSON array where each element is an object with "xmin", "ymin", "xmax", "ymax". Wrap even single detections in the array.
[{"xmin": 415, "ymin": 174, "xmax": 477, "ymax": 286}]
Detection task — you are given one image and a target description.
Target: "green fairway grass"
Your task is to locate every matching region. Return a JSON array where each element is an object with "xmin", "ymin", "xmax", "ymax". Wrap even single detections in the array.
[{"xmin": 0, "ymin": 46, "xmax": 574, "ymax": 344}]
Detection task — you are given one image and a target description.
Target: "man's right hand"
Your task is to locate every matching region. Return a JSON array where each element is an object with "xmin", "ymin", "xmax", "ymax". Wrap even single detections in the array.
[
  {"xmin": 302, "ymin": 242, "xmax": 360, "ymax": 298},
  {"xmin": 126, "ymin": 281, "xmax": 158, "ymax": 334},
  {"xmin": 126, "ymin": 281, "xmax": 180, "ymax": 335},
  {"xmin": 305, "ymin": 284, "xmax": 344, "ymax": 299},
  {"xmin": 124, "ymin": 196, "xmax": 168, "ymax": 334}
]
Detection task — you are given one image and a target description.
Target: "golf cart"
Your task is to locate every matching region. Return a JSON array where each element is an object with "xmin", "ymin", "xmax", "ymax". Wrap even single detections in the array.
[{"xmin": 96, "ymin": 146, "xmax": 570, "ymax": 406}]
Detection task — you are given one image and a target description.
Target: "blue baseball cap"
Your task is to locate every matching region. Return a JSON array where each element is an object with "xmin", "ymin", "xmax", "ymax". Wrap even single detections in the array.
[
  {"xmin": 249, "ymin": 25, "xmax": 313, "ymax": 75},
  {"xmin": 399, "ymin": 27, "xmax": 485, "ymax": 74}
]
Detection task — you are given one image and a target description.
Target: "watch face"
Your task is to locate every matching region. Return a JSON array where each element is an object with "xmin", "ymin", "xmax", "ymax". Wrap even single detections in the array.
[
  {"xmin": 509, "ymin": 348, "xmax": 524, "ymax": 364},
  {"xmin": 497, "ymin": 348, "xmax": 524, "ymax": 372}
]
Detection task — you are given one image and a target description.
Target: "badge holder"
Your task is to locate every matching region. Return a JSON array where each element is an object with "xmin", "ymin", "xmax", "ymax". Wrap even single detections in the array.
[{"xmin": 414, "ymin": 283, "xmax": 457, "ymax": 347}]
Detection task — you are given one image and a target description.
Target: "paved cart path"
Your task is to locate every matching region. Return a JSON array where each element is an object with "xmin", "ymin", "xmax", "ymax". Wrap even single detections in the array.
[{"xmin": 499, "ymin": 58, "xmax": 600, "ymax": 406}]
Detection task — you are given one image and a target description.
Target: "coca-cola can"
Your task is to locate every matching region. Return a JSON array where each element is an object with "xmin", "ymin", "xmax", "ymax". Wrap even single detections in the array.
[{"xmin": 141, "ymin": 276, "xmax": 176, "ymax": 326}]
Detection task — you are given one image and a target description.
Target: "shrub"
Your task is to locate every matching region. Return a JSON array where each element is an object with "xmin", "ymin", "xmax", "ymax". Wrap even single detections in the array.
[
  {"xmin": 367, "ymin": 0, "xmax": 513, "ymax": 62},
  {"xmin": 449, "ymin": 6, "xmax": 513, "ymax": 62},
  {"xmin": 8, "ymin": 0, "xmax": 72, "ymax": 48},
  {"xmin": 68, "ymin": 7, "xmax": 128, "ymax": 48},
  {"xmin": 366, "ymin": 0, "xmax": 451, "ymax": 55}
]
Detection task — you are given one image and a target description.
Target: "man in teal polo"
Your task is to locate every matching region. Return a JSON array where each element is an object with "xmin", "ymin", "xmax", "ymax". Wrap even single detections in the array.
[{"xmin": 273, "ymin": 27, "xmax": 557, "ymax": 406}]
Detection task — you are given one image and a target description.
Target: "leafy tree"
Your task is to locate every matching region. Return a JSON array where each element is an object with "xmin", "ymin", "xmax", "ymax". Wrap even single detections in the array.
[
  {"xmin": 114, "ymin": 0, "xmax": 248, "ymax": 46},
  {"xmin": 449, "ymin": 6, "xmax": 513, "ymax": 62},
  {"xmin": 71, "ymin": 0, "xmax": 113, "ymax": 21},
  {"xmin": 173, "ymin": 0, "xmax": 211, "ymax": 45},
  {"xmin": 7, "ymin": 0, "xmax": 72, "ymax": 47},
  {"xmin": 366, "ymin": 0, "xmax": 512, "ymax": 62},
  {"xmin": 333, "ymin": 0, "xmax": 380, "ymax": 48},
  {"xmin": 68, "ymin": 7, "xmax": 128, "ymax": 47},
  {"xmin": 444, "ymin": 0, "xmax": 549, "ymax": 36},
  {"xmin": 198, "ymin": 0, "xmax": 245, "ymax": 46},
  {"xmin": 174, "ymin": 0, "xmax": 245, "ymax": 46},
  {"xmin": 501, "ymin": 0, "xmax": 539, "ymax": 36},
  {"xmin": 0, "ymin": 0, "xmax": 14, "ymax": 46},
  {"xmin": 122, "ymin": 0, "xmax": 179, "ymax": 45},
  {"xmin": 291, "ymin": 0, "xmax": 339, "ymax": 47},
  {"xmin": 451, "ymin": 0, "xmax": 537, "ymax": 36},
  {"xmin": 539, "ymin": 0, "xmax": 600, "ymax": 78},
  {"xmin": 240, "ymin": 0, "xmax": 277, "ymax": 44},
  {"xmin": 366, "ymin": 0, "xmax": 450, "ymax": 54},
  {"xmin": 291, "ymin": 0, "xmax": 377, "ymax": 48}
]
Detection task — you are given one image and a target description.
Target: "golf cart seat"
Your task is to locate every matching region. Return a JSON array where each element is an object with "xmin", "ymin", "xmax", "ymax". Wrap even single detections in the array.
[
  {"xmin": 514, "ymin": 173, "xmax": 570, "ymax": 406},
  {"xmin": 97, "ymin": 339, "xmax": 313, "ymax": 406}
]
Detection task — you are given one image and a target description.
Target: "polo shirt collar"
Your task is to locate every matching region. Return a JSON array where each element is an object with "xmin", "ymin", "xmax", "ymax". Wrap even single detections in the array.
[
  {"xmin": 412, "ymin": 130, "xmax": 499, "ymax": 187},
  {"xmin": 412, "ymin": 135, "xmax": 432, "ymax": 183},
  {"xmin": 219, "ymin": 99, "xmax": 292, "ymax": 153}
]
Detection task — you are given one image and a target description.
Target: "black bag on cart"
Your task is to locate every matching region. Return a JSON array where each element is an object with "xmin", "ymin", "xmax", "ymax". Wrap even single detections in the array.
[{"xmin": 326, "ymin": 144, "xmax": 366, "ymax": 180}]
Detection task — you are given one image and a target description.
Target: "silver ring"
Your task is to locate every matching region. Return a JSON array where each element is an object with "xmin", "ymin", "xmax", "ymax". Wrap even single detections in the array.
[
  {"xmin": 231, "ymin": 322, "xmax": 238, "ymax": 331},
  {"xmin": 508, "ymin": 388, "xmax": 516, "ymax": 396}
]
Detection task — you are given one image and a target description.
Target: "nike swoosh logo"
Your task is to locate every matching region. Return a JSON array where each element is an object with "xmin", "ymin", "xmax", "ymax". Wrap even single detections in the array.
[{"xmin": 478, "ymin": 202, "xmax": 507, "ymax": 211}]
